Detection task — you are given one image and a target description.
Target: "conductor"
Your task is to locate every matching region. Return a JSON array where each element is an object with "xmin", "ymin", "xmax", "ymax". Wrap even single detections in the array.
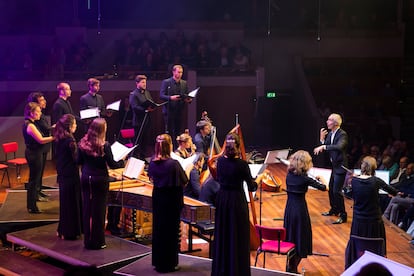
[{"xmin": 314, "ymin": 113, "xmax": 348, "ymax": 224}]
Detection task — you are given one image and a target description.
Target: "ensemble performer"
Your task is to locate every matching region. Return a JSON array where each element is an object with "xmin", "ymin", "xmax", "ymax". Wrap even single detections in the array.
[
  {"xmin": 80, "ymin": 78, "xmax": 120, "ymax": 234},
  {"xmin": 79, "ymin": 78, "xmax": 110, "ymax": 118},
  {"xmin": 78, "ymin": 118, "xmax": 124, "ymax": 250},
  {"xmin": 159, "ymin": 64, "xmax": 191, "ymax": 141},
  {"xmin": 193, "ymin": 119, "xmax": 212, "ymax": 156},
  {"xmin": 52, "ymin": 82, "xmax": 82, "ymax": 140},
  {"xmin": 183, "ymin": 153, "xmax": 205, "ymax": 200},
  {"xmin": 284, "ymin": 150, "xmax": 327, "ymax": 273},
  {"xmin": 129, "ymin": 74, "xmax": 155, "ymax": 160},
  {"xmin": 175, "ymin": 132, "xmax": 195, "ymax": 158},
  {"xmin": 52, "ymin": 82, "xmax": 76, "ymax": 124},
  {"xmin": 314, "ymin": 113, "xmax": 349, "ymax": 224},
  {"xmin": 345, "ymin": 156, "xmax": 397, "ymax": 268},
  {"xmin": 54, "ymin": 114, "xmax": 82, "ymax": 240},
  {"xmin": 211, "ymin": 132, "xmax": 265, "ymax": 276},
  {"xmin": 27, "ymin": 92, "xmax": 52, "ymax": 201},
  {"xmin": 22, "ymin": 102, "xmax": 54, "ymax": 213},
  {"xmin": 148, "ymin": 134, "xmax": 189, "ymax": 273}
]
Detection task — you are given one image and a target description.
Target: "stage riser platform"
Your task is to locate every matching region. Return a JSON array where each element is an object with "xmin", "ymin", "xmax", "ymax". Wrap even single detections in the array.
[
  {"xmin": 6, "ymin": 223, "xmax": 152, "ymax": 274},
  {"xmin": 114, "ymin": 254, "xmax": 299, "ymax": 276}
]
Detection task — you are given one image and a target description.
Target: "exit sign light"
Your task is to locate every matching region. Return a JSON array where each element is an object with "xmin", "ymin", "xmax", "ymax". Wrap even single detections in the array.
[{"xmin": 266, "ymin": 92, "xmax": 276, "ymax": 98}]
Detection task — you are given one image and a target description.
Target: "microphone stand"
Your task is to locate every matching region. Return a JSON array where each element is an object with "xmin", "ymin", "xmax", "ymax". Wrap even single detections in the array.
[{"xmin": 131, "ymin": 111, "xmax": 149, "ymax": 157}]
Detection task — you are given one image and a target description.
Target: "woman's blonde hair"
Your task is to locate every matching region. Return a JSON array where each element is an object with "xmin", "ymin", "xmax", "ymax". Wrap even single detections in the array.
[
  {"xmin": 360, "ymin": 156, "xmax": 377, "ymax": 176},
  {"xmin": 288, "ymin": 150, "xmax": 313, "ymax": 175}
]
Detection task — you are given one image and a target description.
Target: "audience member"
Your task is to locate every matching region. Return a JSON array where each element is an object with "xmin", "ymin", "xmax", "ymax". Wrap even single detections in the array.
[{"xmin": 383, "ymin": 163, "xmax": 414, "ymax": 224}]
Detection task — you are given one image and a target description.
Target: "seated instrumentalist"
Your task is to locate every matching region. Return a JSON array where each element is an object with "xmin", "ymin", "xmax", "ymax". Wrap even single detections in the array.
[
  {"xmin": 193, "ymin": 120, "xmax": 212, "ymax": 156},
  {"xmin": 183, "ymin": 153, "xmax": 205, "ymax": 200},
  {"xmin": 175, "ymin": 131, "xmax": 195, "ymax": 158}
]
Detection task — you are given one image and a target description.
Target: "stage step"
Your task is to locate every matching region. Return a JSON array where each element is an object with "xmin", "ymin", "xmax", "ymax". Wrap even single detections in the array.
[{"xmin": 0, "ymin": 249, "xmax": 65, "ymax": 275}]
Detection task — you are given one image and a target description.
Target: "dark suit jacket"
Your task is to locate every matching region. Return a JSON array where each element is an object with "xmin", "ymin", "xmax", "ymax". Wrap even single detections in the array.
[
  {"xmin": 129, "ymin": 88, "xmax": 154, "ymax": 127},
  {"xmin": 159, "ymin": 77, "xmax": 188, "ymax": 114},
  {"xmin": 52, "ymin": 97, "xmax": 75, "ymax": 124},
  {"xmin": 324, "ymin": 128, "xmax": 348, "ymax": 174}
]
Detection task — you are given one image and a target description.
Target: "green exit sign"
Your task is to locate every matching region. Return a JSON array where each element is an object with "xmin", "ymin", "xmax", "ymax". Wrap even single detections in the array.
[{"xmin": 266, "ymin": 92, "xmax": 276, "ymax": 98}]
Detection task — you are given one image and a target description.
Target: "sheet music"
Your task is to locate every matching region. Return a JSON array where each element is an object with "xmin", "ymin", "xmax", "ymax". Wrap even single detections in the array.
[
  {"xmin": 264, "ymin": 149, "xmax": 290, "ymax": 164},
  {"xmin": 111, "ymin": 141, "xmax": 137, "ymax": 162},
  {"xmin": 123, "ymin": 157, "xmax": 145, "ymax": 179},
  {"xmin": 80, "ymin": 107, "xmax": 100, "ymax": 119},
  {"xmin": 171, "ymin": 151, "xmax": 197, "ymax": 172},
  {"xmin": 188, "ymin": 87, "xmax": 200, "ymax": 98},
  {"xmin": 106, "ymin": 100, "xmax": 121, "ymax": 111}
]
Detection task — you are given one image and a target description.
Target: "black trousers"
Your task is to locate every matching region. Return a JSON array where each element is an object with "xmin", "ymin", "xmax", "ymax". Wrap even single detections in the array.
[
  {"xmin": 25, "ymin": 148, "xmax": 43, "ymax": 210},
  {"xmin": 328, "ymin": 172, "xmax": 347, "ymax": 217}
]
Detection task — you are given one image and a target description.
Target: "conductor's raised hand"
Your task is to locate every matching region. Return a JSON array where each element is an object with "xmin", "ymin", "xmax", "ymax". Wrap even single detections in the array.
[{"xmin": 320, "ymin": 128, "xmax": 328, "ymax": 141}]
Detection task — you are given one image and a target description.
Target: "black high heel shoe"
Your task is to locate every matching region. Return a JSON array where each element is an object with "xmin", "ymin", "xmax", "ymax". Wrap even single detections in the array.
[{"xmin": 28, "ymin": 208, "xmax": 42, "ymax": 214}]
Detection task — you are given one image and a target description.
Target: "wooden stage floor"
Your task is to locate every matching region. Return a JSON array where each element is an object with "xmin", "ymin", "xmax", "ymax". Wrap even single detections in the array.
[{"xmin": 0, "ymin": 161, "xmax": 413, "ymax": 275}]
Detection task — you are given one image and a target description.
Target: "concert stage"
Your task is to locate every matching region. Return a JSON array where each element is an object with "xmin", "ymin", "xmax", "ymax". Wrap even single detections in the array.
[
  {"xmin": 114, "ymin": 253, "xmax": 298, "ymax": 276},
  {"xmin": 6, "ymin": 223, "xmax": 152, "ymax": 274}
]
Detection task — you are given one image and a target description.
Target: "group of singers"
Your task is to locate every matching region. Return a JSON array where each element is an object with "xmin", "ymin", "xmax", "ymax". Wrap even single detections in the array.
[{"xmin": 21, "ymin": 61, "xmax": 395, "ymax": 274}]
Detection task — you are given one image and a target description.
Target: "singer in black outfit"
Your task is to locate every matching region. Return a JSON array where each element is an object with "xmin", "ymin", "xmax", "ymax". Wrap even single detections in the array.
[
  {"xmin": 129, "ymin": 74, "xmax": 155, "ymax": 159},
  {"xmin": 27, "ymin": 92, "xmax": 52, "ymax": 200},
  {"xmin": 314, "ymin": 113, "xmax": 348, "ymax": 224},
  {"xmin": 54, "ymin": 114, "xmax": 82, "ymax": 240},
  {"xmin": 22, "ymin": 102, "xmax": 54, "ymax": 213},
  {"xmin": 159, "ymin": 64, "xmax": 191, "ymax": 141},
  {"xmin": 345, "ymin": 156, "xmax": 397, "ymax": 268},
  {"xmin": 78, "ymin": 118, "xmax": 124, "ymax": 250},
  {"xmin": 148, "ymin": 134, "xmax": 188, "ymax": 273},
  {"xmin": 284, "ymin": 150, "xmax": 327, "ymax": 273},
  {"xmin": 211, "ymin": 132, "xmax": 264, "ymax": 276}
]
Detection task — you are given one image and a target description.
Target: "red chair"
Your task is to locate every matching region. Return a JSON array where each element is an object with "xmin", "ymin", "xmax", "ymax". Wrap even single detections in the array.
[
  {"xmin": 120, "ymin": 129, "xmax": 135, "ymax": 148},
  {"xmin": 254, "ymin": 224, "xmax": 296, "ymax": 270},
  {"xmin": 0, "ymin": 163, "xmax": 10, "ymax": 187},
  {"xmin": 2, "ymin": 142, "xmax": 28, "ymax": 182}
]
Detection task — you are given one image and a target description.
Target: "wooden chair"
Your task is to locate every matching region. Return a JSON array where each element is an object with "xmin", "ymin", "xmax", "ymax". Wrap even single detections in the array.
[
  {"xmin": 254, "ymin": 224, "xmax": 296, "ymax": 270},
  {"xmin": 2, "ymin": 142, "xmax": 28, "ymax": 183}
]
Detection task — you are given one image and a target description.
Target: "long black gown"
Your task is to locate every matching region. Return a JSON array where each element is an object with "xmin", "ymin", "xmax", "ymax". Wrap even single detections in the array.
[
  {"xmin": 212, "ymin": 156, "xmax": 257, "ymax": 276},
  {"xmin": 345, "ymin": 176, "xmax": 397, "ymax": 268},
  {"xmin": 148, "ymin": 158, "xmax": 188, "ymax": 273},
  {"xmin": 55, "ymin": 136, "xmax": 82, "ymax": 239},
  {"xmin": 284, "ymin": 172, "xmax": 326, "ymax": 259}
]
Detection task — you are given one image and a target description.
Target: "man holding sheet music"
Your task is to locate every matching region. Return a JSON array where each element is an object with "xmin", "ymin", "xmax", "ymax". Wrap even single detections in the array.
[
  {"xmin": 314, "ymin": 113, "xmax": 349, "ymax": 224},
  {"xmin": 129, "ymin": 74, "xmax": 155, "ymax": 159},
  {"xmin": 80, "ymin": 78, "xmax": 110, "ymax": 117},
  {"xmin": 160, "ymin": 64, "xmax": 191, "ymax": 142}
]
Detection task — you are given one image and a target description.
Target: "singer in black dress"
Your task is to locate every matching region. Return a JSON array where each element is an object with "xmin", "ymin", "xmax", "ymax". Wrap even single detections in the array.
[
  {"xmin": 212, "ymin": 132, "xmax": 263, "ymax": 276},
  {"xmin": 284, "ymin": 150, "xmax": 327, "ymax": 273},
  {"xmin": 148, "ymin": 134, "xmax": 188, "ymax": 273},
  {"xmin": 54, "ymin": 114, "xmax": 82, "ymax": 240},
  {"xmin": 78, "ymin": 118, "xmax": 124, "ymax": 250}
]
